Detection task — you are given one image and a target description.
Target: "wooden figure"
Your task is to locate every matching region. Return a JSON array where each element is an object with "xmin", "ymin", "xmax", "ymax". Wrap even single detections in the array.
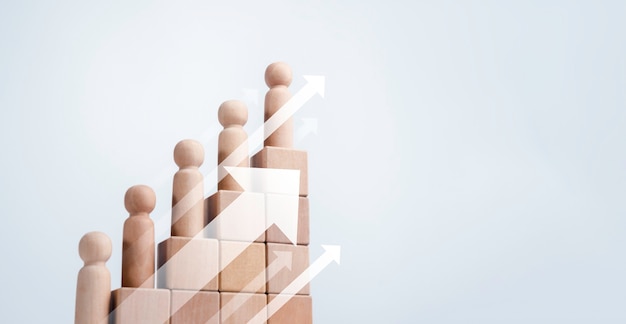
[
  {"xmin": 122, "ymin": 185, "xmax": 156, "ymax": 288},
  {"xmin": 264, "ymin": 62, "xmax": 293, "ymax": 148},
  {"xmin": 172, "ymin": 139, "xmax": 205, "ymax": 237},
  {"xmin": 75, "ymin": 231, "xmax": 112, "ymax": 324},
  {"xmin": 218, "ymin": 99, "xmax": 249, "ymax": 191}
]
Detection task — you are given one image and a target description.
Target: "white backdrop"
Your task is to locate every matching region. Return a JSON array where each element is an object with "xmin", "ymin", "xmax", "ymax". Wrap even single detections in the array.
[{"xmin": 1, "ymin": 1, "xmax": 625, "ymax": 322}]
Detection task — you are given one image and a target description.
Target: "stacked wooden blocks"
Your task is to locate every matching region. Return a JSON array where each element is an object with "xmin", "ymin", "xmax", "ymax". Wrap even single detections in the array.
[{"xmin": 74, "ymin": 62, "xmax": 314, "ymax": 324}]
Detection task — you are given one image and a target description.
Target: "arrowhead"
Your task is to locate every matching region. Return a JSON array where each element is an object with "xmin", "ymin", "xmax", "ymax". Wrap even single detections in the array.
[
  {"xmin": 322, "ymin": 245, "xmax": 341, "ymax": 265},
  {"xmin": 272, "ymin": 251, "xmax": 293, "ymax": 271},
  {"xmin": 303, "ymin": 75, "xmax": 325, "ymax": 98}
]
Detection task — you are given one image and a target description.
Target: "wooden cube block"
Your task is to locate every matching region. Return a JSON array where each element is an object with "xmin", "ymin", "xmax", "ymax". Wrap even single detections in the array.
[
  {"xmin": 219, "ymin": 241, "xmax": 266, "ymax": 293},
  {"xmin": 170, "ymin": 290, "xmax": 219, "ymax": 324},
  {"xmin": 266, "ymin": 196, "xmax": 309, "ymax": 245},
  {"xmin": 110, "ymin": 287, "xmax": 170, "ymax": 324},
  {"xmin": 205, "ymin": 190, "xmax": 265, "ymax": 242},
  {"xmin": 251, "ymin": 146, "xmax": 308, "ymax": 197},
  {"xmin": 266, "ymin": 243, "xmax": 309, "ymax": 295},
  {"xmin": 220, "ymin": 292, "xmax": 266, "ymax": 324},
  {"xmin": 267, "ymin": 294, "xmax": 312, "ymax": 324},
  {"xmin": 157, "ymin": 237, "xmax": 218, "ymax": 291}
]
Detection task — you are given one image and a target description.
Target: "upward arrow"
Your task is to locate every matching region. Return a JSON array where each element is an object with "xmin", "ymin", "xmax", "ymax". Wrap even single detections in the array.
[{"xmin": 247, "ymin": 245, "xmax": 341, "ymax": 324}]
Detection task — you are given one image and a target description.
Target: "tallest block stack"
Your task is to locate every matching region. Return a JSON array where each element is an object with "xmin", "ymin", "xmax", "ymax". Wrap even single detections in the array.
[{"xmin": 252, "ymin": 63, "xmax": 312, "ymax": 323}]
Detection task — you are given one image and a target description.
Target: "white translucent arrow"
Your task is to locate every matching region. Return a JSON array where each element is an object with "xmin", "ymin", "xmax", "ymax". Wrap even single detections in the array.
[
  {"xmin": 247, "ymin": 245, "xmax": 341, "ymax": 324},
  {"xmin": 206, "ymin": 250, "xmax": 293, "ymax": 324}
]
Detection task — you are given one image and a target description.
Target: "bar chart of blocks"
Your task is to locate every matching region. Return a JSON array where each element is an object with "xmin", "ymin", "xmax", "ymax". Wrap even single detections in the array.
[{"xmin": 74, "ymin": 62, "xmax": 340, "ymax": 324}]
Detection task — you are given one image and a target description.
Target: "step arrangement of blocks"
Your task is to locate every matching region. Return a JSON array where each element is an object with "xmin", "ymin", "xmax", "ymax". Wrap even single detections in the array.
[{"xmin": 74, "ymin": 62, "xmax": 313, "ymax": 324}]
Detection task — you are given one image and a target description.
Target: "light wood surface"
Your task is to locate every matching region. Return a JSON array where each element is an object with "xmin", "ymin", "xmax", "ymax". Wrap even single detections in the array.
[
  {"xmin": 170, "ymin": 290, "xmax": 219, "ymax": 324},
  {"xmin": 220, "ymin": 292, "xmax": 267, "ymax": 324},
  {"xmin": 266, "ymin": 243, "xmax": 309, "ymax": 295},
  {"xmin": 219, "ymin": 241, "xmax": 266, "ymax": 293},
  {"xmin": 157, "ymin": 237, "xmax": 219, "ymax": 291},
  {"xmin": 110, "ymin": 287, "xmax": 170, "ymax": 324},
  {"xmin": 205, "ymin": 190, "xmax": 265, "ymax": 242},
  {"xmin": 267, "ymin": 294, "xmax": 312, "ymax": 324}
]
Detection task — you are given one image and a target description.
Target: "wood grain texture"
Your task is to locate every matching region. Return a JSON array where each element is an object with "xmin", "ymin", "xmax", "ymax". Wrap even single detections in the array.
[
  {"xmin": 110, "ymin": 287, "xmax": 170, "ymax": 324},
  {"xmin": 267, "ymin": 294, "xmax": 312, "ymax": 324},
  {"xmin": 220, "ymin": 292, "xmax": 266, "ymax": 324},
  {"xmin": 219, "ymin": 241, "xmax": 266, "ymax": 293},
  {"xmin": 157, "ymin": 237, "xmax": 219, "ymax": 291},
  {"xmin": 170, "ymin": 290, "xmax": 219, "ymax": 324},
  {"xmin": 266, "ymin": 243, "xmax": 309, "ymax": 295}
]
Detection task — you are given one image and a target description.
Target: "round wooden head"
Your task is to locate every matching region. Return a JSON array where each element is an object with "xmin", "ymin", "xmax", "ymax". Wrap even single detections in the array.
[
  {"xmin": 265, "ymin": 62, "xmax": 292, "ymax": 88},
  {"xmin": 78, "ymin": 231, "xmax": 112, "ymax": 264},
  {"xmin": 173, "ymin": 139, "xmax": 205, "ymax": 168},
  {"xmin": 124, "ymin": 185, "xmax": 156, "ymax": 215},
  {"xmin": 218, "ymin": 100, "xmax": 248, "ymax": 127}
]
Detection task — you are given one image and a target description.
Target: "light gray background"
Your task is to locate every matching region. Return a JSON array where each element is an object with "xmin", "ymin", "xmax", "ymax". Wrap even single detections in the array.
[{"xmin": 1, "ymin": 1, "xmax": 625, "ymax": 323}]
